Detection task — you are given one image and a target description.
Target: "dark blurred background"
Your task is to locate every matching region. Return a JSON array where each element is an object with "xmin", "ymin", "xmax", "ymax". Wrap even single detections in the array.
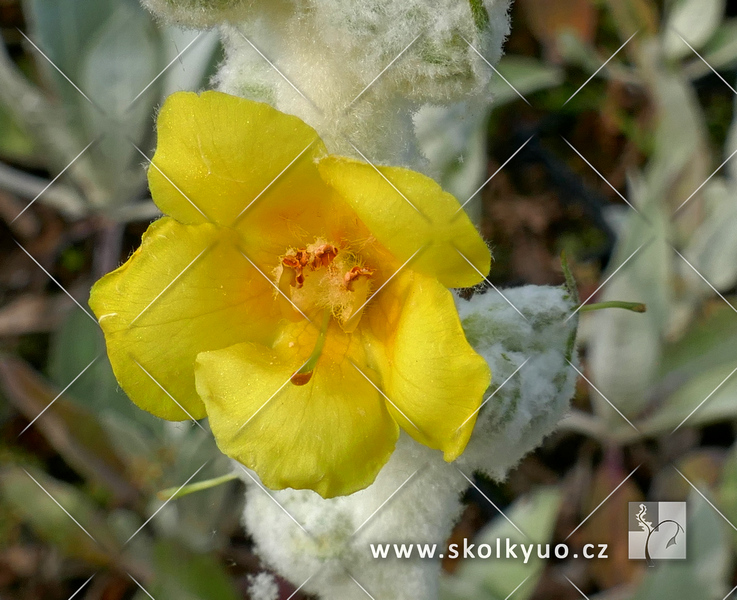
[{"xmin": 2, "ymin": 0, "xmax": 737, "ymax": 598}]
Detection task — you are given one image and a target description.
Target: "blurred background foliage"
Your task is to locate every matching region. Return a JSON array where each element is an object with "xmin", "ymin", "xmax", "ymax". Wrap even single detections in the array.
[{"xmin": 1, "ymin": 0, "xmax": 737, "ymax": 598}]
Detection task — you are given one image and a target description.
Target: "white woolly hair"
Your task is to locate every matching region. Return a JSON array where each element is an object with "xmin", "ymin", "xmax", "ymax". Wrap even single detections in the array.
[
  {"xmin": 455, "ymin": 285, "xmax": 579, "ymax": 479},
  {"xmin": 213, "ymin": 0, "xmax": 511, "ymax": 165},
  {"xmin": 239, "ymin": 285, "xmax": 578, "ymax": 600},
  {"xmin": 240, "ymin": 435, "xmax": 464, "ymax": 600},
  {"xmin": 141, "ymin": 0, "xmax": 512, "ymax": 167},
  {"xmin": 247, "ymin": 572, "xmax": 280, "ymax": 600}
]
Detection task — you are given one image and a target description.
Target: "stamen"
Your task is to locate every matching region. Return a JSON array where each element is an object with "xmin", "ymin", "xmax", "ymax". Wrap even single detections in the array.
[
  {"xmin": 282, "ymin": 255, "xmax": 305, "ymax": 289},
  {"xmin": 311, "ymin": 244, "xmax": 338, "ymax": 269},
  {"xmin": 290, "ymin": 310, "xmax": 331, "ymax": 386},
  {"xmin": 343, "ymin": 266, "xmax": 375, "ymax": 291}
]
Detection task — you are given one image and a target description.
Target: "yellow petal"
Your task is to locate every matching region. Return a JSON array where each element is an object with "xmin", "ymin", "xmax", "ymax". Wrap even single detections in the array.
[
  {"xmin": 317, "ymin": 156, "xmax": 491, "ymax": 288},
  {"xmin": 89, "ymin": 217, "xmax": 283, "ymax": 421},
  {"xmin": 149, "ymin": 91, "xmax": 328, "ymax": 227},
  {"xmin": 195, "ymin": 324, "xmax": 399, "ymax": 498},
  {"xmin": 365, "ymin": 271, "xmax": 490, "ymax": 460}
]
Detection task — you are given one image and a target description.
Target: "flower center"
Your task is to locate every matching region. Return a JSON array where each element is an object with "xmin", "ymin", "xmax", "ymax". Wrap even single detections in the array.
[{"xmin": 274, "ymin": 237, "xmax": 375, "ymax": 333}]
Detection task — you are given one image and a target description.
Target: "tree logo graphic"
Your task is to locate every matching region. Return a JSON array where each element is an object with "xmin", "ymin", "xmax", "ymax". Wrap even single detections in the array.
[{"xmin": 628, "ymin": 502, "xmax": 686, "ymax": 563}]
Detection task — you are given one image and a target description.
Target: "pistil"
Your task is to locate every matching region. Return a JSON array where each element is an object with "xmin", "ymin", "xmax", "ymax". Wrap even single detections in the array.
[{"xmin": 290, "ymin": 310, "xmax": 331, "ymax": 385}]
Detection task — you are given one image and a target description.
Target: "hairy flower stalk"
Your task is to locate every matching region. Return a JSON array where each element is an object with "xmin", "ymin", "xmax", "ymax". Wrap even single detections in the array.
[
  {"xmin": 99, "ymin": 1, "xmax": 586, "ymax": 599},
  {"xmin": 145, "ymin": 0, "xmax": 511, "ymax": 172}
]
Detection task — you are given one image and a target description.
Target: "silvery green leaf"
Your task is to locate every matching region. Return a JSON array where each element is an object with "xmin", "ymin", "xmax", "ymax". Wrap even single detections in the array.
[
  {"xmin": 684, "ymin": 20, "xmax": 737, "ymax": 78},
  {"xmin": 682, "ymin": 180, "xmax": 737, "ymax": 292},
  {"xmin": 488, "ymin": 56, "xmax": 563, "ymax": 107},
  {"xmin": 23, "ymin": 0, "xmax": 119, "ymax": 119},
  {"xmin": 161, "ymin": 28, "xmax": 222, "ymax": 97},
  {"xmin": 556, "ymin": 33, "xmax": 604, "ymax": 74},
  {"xmin": 79, "ymin": 1, "xmax": 161, "ymax": 206},
  {"xmin": 644, "ymin": 61, "xmax": 710, "ymax": 207},
  {"xmin": 659, "ymin": 304, "xmax": 737, "ymax": 382},
  {"xmin": 21, "ymin": 0, "xmax": 122, "ymax": 205},
  {"xmin": 415, "ymin": 99, "xmax": 488, "ymax": 223},
  {"xmin": 587, "ymin": 174, "xmax": 672, "ymax": 421},
  {"xmin": 639, "ymin": 361, "xmax": 737, "ymax": 435},
  {"xmin": 662, "ymin": 0, "xmax": 725, "ymax": 61},
  {"xmin": 441, "ymin": 488, "xmax": 561, "ymax": 600}
]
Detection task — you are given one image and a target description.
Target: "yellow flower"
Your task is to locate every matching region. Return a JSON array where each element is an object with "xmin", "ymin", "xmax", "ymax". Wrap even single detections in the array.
[{"xmin": 90, "ymin": 91, "xmax": 491, "ymax": 498}]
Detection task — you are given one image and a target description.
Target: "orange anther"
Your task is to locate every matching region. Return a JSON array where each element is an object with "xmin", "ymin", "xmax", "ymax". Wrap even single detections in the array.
[
  {"xmin": 343, "ymin": 266, "xmax": 375, "ymax": 291},
  {"xmin": 282, "ymin": 255, "xmax": 300, "ymax": 269},
  {"xmin": 282, "ymin": 253, "xmax": 306, "ymax": 288},
  {"xmin": 311, "ymin": 244, "xmax": 338, "ymax": 269},
  {"xmin": 295, "ymin": 249, "xmax": 310, "ymax": 266}
]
